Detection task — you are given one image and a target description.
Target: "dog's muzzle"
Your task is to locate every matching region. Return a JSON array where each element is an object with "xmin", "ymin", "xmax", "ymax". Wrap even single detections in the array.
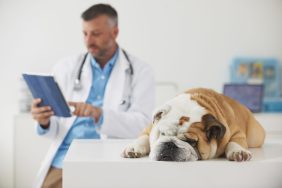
[
  {"xmin": 157, "ymin": 142, "xmax": 179, "ymax": 161},
  {"xmin": 150, "ymin": 137, "xmax": 199, "ymax": 162}
]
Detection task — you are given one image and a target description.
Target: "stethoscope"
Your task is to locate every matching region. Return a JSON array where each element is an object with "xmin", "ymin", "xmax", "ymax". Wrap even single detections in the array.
[{"xmin": 74, "ymin": 49, "xmax": 133, "ymax": 91}]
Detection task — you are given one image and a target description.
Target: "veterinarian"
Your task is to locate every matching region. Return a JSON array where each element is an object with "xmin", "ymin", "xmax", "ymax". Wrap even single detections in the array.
[{"xmin": 30, "ymin": 4, "xmax": 155, "ymax": 188}]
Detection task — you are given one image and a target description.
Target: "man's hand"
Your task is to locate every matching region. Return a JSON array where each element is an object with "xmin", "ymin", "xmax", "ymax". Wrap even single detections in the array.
[
  {"xmin": 31, "ymin": 98, "xmax": 54, "ymax": 128},
  {"xmin": 68, "ymin": 102, "xmax": 102, "ymax": 123}
]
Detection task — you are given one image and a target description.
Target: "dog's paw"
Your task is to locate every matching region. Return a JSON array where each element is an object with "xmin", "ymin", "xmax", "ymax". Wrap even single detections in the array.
[
  {"xmin": 121, "ymin": 144, "xmax": 146, "ymax": 158},
  {"xmin": 225, "ymin": 142, "xmax": 252, "ymax": 162},
  {"xmin": 229, "ymin": 150, "xmax": 252, "ymax": 162},
  {"xmin": 227, "ymin": 149, "xmax": 252, "ymax": 162}
]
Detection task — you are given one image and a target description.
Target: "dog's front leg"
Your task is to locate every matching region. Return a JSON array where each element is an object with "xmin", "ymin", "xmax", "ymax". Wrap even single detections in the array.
[{"xmin": 122, "ymin": 135, "xmax": 150, "ymax": 158}]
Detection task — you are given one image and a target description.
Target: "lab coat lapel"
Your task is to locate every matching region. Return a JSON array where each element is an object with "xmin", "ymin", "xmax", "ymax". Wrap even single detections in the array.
[
  {"xmin": 35, "ymin": 55, "xmax": 93, "ymax": 188},
  {"xmin": 104, "ymin": 49, "xmax": 129, "ymax": 110}
]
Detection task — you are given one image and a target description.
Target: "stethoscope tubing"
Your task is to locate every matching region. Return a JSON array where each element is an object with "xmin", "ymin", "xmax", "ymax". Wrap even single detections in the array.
[{"xmin": 74, "ymin": 49, "xmax": 133, "ymax": 91}]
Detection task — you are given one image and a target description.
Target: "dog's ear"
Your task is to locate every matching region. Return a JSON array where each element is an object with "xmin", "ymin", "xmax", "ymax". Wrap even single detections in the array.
[
  {"xmin": 153, "ymin": 111, "xmax": 163, "ymax": 123},
  {"xmin": 202, "ymin": 114, "xmax": 226, "ymax": 142},
  {"xmin": 153, "ymin": 105, "xmax": 171, "ymax": 123}
]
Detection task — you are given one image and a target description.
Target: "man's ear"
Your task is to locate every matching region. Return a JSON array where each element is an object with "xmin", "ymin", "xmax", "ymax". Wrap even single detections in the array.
[
  {"xmin": 202, "ymin": 114, "xmax": 226, "ymax": 142},
  {"xmin": 112, "ymin": 26, "xmax": 119, "ymax": 39}
]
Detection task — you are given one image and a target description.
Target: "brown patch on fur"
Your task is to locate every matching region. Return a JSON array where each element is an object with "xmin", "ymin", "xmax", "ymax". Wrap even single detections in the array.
[
  {"xmin": 179, "ymin": 116, "xmax": 190, "ymax": 126},
  {"xmin": 186, "ymin": 88, "xmax": 265, "ymax": 158}
]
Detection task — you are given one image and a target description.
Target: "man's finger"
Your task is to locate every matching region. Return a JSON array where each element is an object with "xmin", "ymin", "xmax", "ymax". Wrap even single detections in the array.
[
  {"xmin": 32, "ymin": 98, "xmax": 41, "ymax": 108},
  {"xmin": 69, "ymin": 102, "xmax": 81, "ymax": 114},
  {"xmin": 33, "ymin": 111, "xmax": 54, "ymax": 120},
  {"xmin": 31, "ymin": 106, "xmax": 51, "ymax": 114},
  {"xmin": 83, "ymin": 108, "xmax": 90, "ymax": 116},
  {"xmin": 76, "ymin": 103, "xmax": 86, "ymax": 115},
  {"xmin": 68, "ymin": 101, "xmax": 77, "ymax": 107},
  {"xmin": 84, "ymin": 105, "xmax": 94, "ymax": 116},
  {"xmin": 72, "ymin": 102, "xmax": 82, "ymax": 115}
]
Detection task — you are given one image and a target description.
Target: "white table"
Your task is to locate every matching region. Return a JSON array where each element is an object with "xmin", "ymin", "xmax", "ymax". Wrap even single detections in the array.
[
  {"xmin": 254, "ymin": 113, "xmax": 282, "ymax": 134},
  {"xmin": 13, "ymin": 113, "xmax": 282, "ymax": 187},
  {"xmin": 63, "ymin": 136, "xmax": 282, "ymax": 188}
]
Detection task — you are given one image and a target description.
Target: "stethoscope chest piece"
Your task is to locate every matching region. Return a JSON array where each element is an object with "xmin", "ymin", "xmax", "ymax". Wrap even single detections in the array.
[{"xmin": 74, "ymin": 79, "xmax": 82, "ymax": 91}]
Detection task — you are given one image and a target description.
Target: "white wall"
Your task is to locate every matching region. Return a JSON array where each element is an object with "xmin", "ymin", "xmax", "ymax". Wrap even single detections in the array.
[{"xmin": 0, "ymin": 0, "xmax": 281, "ymax": 187}]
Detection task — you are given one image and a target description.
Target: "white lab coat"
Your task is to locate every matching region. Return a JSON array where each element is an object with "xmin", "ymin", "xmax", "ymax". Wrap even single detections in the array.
[{"xmin": 33, "ymin": 48, "xmax": 155, "ymax": 188}]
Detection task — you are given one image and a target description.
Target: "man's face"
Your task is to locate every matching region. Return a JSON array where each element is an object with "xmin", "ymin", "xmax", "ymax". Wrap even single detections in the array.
[{"xmin": 82, "ymin": 15, "xmax": 118, "ymax": 58}]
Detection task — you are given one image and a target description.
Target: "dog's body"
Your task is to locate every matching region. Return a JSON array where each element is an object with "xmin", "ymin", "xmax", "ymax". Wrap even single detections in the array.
[{"xmin": 122, "ymin": 88, "xmax": 265, "ymax": 162}]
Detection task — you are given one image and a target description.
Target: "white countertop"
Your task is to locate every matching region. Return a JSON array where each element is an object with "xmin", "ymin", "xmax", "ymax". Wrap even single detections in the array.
[
  {"xmin": 63, "ymin": 135, "xmax": 282, "ymax": 188},
  {"xmin": 254, "ymin": 113, "xmax": 282, "ymax": 133},
  {"xmin": 64, "ymin": 137, "xmax": 282, "ymax": 162}
]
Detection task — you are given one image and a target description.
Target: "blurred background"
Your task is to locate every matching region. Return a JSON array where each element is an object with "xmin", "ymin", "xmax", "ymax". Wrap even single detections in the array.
[{"xmin": 0, "ymin": 0, "xmax": 281, "ymax": 187}]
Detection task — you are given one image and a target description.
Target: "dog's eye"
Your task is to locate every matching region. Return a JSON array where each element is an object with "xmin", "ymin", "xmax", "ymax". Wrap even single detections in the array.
[
  {"xmin": 183, "ymin": 133, "xmax": 199, "ymax": 147},
  {"xmin": 160, "ymin": 132, "xmax": 165, "ymax": 136},
  {"xmin": 185, "ymin": 138, "xmax": 197, "ymax": 147}
]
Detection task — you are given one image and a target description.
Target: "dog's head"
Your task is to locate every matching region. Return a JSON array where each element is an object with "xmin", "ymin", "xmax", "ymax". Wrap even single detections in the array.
[{"xmin": 149, "ymin": 93, "xmax": 226, "ymax": 161}]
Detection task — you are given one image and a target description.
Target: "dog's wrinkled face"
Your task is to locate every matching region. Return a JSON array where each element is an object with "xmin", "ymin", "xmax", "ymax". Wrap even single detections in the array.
[{"xmin": 149, "ymin": 94, "xmax": 226, "ymax": 161}]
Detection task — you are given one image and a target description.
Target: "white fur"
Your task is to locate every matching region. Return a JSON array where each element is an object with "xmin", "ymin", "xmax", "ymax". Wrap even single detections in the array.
[
  {"xmin": 122, "ymin": 135, "xmax": 150, "ymax": 158},
  {"xmin": 148, "ymin": 94, "xmax": 206, "ymax": 161},
  {"xmin": 225, "ymin": 142, "xmax": 252, "ymax": 161},
  {"xmin": 152, "ymin": 93, "xmax": 207, "ymax": 137},
  {"xmin": 123, "ymin": 93, "xmax": 207, "ymax": 160},
  {"xmin": 149, "ymin": 123, "xmax": 160, "ymax": 150}
]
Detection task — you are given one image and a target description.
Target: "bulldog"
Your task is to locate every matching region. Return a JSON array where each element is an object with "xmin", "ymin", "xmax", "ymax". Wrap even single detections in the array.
[{"xmin": 122, "ymin": 88, "xmax": 265, "ymax": 162}]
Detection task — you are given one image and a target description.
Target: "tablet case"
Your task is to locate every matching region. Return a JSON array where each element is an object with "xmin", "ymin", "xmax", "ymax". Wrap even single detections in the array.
[{"xmin": 22, "ymin": 73, "xmax": 71, "ymax": 117}]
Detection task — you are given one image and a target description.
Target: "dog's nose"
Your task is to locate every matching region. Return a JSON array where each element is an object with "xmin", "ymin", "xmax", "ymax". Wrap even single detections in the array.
[
  {"xmin": 157, "ymin": 142, "xmax": 178, "ymax": 161},
  {"xmin": 159, "ymin": 155, "xmax": 173, "ymax": 161}
]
